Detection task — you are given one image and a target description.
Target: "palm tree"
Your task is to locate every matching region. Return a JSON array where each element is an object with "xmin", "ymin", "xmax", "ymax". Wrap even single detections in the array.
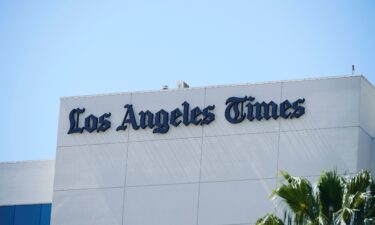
[{"xmin": 256, "ymin": 170, "xmax": 375, "ymax": 225}]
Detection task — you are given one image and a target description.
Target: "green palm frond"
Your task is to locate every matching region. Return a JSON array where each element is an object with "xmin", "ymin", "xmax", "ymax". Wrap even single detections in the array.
[
  {"xmin": 258, "ymin": 170, "xmax": 375, "ymax": 225},
  {"xmin": 333, "ymin": 207, "xmax": 358, "ymax": 225},
  {"xmin": 340, "ymin": 170, "xmax": 374, "ymax": 224},
  {"xmin": 346, "ymin": 171, "xmax": 373, "ymax": 196},
  {"xmin": 364, "ymin": 217, "xmax": 375, "ymax": 225},
  {"xmin": 256, "ymin": 214, "xmax": 285, "ymax": 225},
  {"xmin": 317, "ymin": 170, "xmax": 345, "ymax": 223},
  {"xmin": 273, "ymin": 171, "xmax": 319, "ymax": 225},
  {"xmin": 364, "ymin": 196, "xmax": 375, "ymax": 219}
]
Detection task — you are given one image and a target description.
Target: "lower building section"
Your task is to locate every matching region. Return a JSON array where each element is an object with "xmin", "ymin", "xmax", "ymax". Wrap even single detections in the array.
[{"xmin": 0, "ymin": 203, "xmax": 51, "ymax": 225}]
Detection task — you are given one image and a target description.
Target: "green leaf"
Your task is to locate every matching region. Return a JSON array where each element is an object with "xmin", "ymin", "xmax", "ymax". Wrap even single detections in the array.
[
  {"xmin": 256, "ymin": 214, "xmax": 285, "ymax": 225},
  {"xmin": 346, "ymin": 171, "xmax": 372, "ymax": 196},
  {"xmin": 274, "ymin": 171, "xmax": 319, "ymax": 224},
  {"xmin": 317, "ymin": 170, "xmax": 345, "ymax": 224}
]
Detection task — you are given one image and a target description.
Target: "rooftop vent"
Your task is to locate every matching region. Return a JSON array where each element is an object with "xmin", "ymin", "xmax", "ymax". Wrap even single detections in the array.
[{"xmin": 177, "ymin": 80, "xmax": 189, "ymax": 89}]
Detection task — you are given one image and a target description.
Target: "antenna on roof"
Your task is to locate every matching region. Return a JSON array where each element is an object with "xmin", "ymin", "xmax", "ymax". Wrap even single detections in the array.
[
  {"xmin": 177, "ymin": 80, "xmax": 189, "ymax": 89},
  {"xmin": 352, "ymin": 64, "xmax": 355, "ymax": 75}
]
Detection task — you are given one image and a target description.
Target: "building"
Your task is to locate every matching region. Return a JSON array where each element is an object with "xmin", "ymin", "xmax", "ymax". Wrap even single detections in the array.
[
  {"xmin": 0, "ymin": 160, "xmax": 54, "ymax": 225},
  {"xmin": 1, "ymin": 75, "xmax": 375, "ymax": 225}
]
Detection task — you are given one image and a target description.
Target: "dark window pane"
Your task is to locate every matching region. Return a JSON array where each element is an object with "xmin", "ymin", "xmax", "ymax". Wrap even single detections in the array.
[
  {"xmin": 0, "ymin": 206, "xmax": 15, "ymax": 225},
  {"xmin": 14, "ymin": 205, "xmax": 41, "ymax": 225},
  {"xmin": 40, "ymin": 204, "xmax": 51, "ymax": 225}
]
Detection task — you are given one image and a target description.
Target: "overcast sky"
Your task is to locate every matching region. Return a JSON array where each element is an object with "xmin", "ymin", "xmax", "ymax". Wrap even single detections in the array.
[{"xmin": 0, "ymin": 0, "xmax": 374, "ymax": 161}]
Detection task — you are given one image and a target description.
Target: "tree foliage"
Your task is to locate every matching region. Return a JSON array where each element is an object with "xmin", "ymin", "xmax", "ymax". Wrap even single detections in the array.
[{"xmin": 256, "ymin": 170, "xmax": 375, "ymax": 225}]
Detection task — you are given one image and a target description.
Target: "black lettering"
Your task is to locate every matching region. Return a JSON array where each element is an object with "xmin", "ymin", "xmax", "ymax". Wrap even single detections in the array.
[
  {"xmin": 291, "ymin": 98, "xmax": 305, "ymax": 118},
  {"xmin": 170, "ymin": 108, "xmax": 182, "ymax": 127},
  {"xmin": 139, "ymin": 110, "xmax": 154, "ymax": 129},
  {"xmin": 201, "ymin": 105, "xmax": 215, "ymax": 125},
  {"xmin": 182, "ymin": 101, "xmax": 190, "ymax": 126},
  {"xmin": 246, "ymin": 96, "xmax": 255, "ymax": 121},
  {"xmin": 254, "ymin": 101, "xmax": 279, "ymax": 121},
  {"xmin": 190, "ymin": 107, "xmax": 202, "ymax": 125},
  {"xmin": 116, "ymin": 104, "xmax": 139, "ymax": 131},
  {"xmin": 280, "ymin": 100, "xmax": 292, "ymax": 119},
  {"xmin": 67, "ymin": 108, "xmax": 85, "ymax": 134},
  {"xmin": 85, "ymin": 114, "xmax": 98, "ymax": 133},
  {"xmin": 97, "ymin": 113, "xmax": 111, "ymax": 132},
  {"xmin": 153, "ymin": 109, "xmax": 170, "ymax": 133},
  {"xmin": 254, "ymin": 102, "xmax": 262, "ymax": 120},
  {"xmin": 225, "ymin": 96, "xmax": 247, "ymax": 124}
]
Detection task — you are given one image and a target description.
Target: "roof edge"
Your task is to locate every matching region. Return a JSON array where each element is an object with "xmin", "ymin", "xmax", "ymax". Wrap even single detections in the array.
[
  {"xmin": 0, "ymin": 159, "xmax": 55, "ymax": 165},
  {"xmin": 60, "ymin": 74, "xmax": 367, "ymax": 100}
]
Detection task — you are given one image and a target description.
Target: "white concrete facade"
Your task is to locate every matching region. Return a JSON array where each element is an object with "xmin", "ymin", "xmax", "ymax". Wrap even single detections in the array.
[
  {"xmin": 49, "ymin": 75, "xmax": 375, "ymax": 225},
  {"xmin": 0, "ymin": 160, "xmax": 55, "ymax": 206}
]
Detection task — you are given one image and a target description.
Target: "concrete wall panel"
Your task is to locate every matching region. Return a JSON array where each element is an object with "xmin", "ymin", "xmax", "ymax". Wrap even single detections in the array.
[
  {"xmin": 54, "ymin": 143, "xmax": 127, "ymax": 190},
  {"xmin": 51, "ymin": 188, "xmax": 123, "ymax": 225},
  {"xmin": 123, "ymin": 184, "xmax": 198, "ymax": 225},
  {"xmin": 278, "ymin": 127, "xmax": 359, "ymax": 176},
  {"xmin": 201, "ymin": 132, "xmax": 279, "ymax": 182},
  {"xmin": 126, "ymin": 138, "xmax": 202, "ymax": 186},
  {"xmin": 281, "ymin": 77, "xmax": 360, "ymax": 131},
  {"xmin": 197, "ymin": 179, "xmax": 276, "ymax": 225},
  {"xmin": 0, "ymin": 160, "xmax": 54, "ymax": 206},
  {"xmin": 360, "ymin": 77, "xmax": 375, "ymax": 137}
]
